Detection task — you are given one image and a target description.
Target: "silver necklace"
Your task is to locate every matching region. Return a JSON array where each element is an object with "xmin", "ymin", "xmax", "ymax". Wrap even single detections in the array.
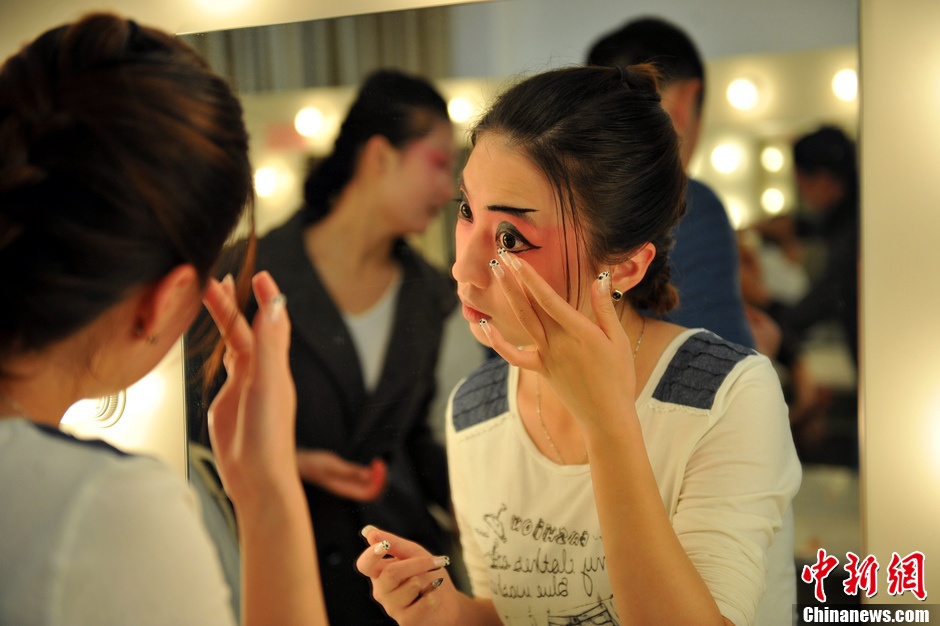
[{"xmin": 535, "ymin": 316, "xmax": 646, "ymax": 465}]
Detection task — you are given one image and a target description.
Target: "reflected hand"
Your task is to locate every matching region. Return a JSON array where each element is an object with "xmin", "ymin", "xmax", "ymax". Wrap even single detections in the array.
[
  {"xmin": 482, "ymin": 252, "xmax": 636, "ymax": 433},
  {"xmin": 202, "ymin": 270, "xmax": 298, "ymax": 506},
  {"xmin": 357, "ymin": 526, "xmax": 457, "ymax": 626},
  {"xmin": 297, "ymin": 450, "xmax": 388, "ymax": 502}
]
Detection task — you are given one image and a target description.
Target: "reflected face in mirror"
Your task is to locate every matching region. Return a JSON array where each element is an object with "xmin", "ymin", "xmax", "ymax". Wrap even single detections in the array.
[
  {"xmin": 382, "ymin": 119, "xmax": 457, "ymax": 234},
  {"xmin": 454, "ymin": 133, "xmax": 582, "ymax": 349},
  {"xmin": 795, "ymin": 170, "xmax": 845, "ymax": 214}
]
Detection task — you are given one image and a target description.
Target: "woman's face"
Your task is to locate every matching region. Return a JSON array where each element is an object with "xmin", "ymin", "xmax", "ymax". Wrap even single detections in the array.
[
  {"xmin": 452, "ymin": 133, "xmax": 589, "ymax": 348},
  {"xmin": 384, "ymin": 119, "xmax": 457, "ymax": 235}
]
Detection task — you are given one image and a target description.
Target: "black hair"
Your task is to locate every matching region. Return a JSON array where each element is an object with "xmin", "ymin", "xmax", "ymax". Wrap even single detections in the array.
[
  {"xmin": 471, "ymin": 65, "xmax": 687, "ymax": 313},
  {"xmin": 301, "ymin": 68, "xmax": 449, "ymax": 224},
  {"xmin": 0, "ymin": 13, "xmax": 252, "ymax": 370},
  {"xmin": 793, "ymin": 125, "xmax": 858, "ymax": 190},
  {"xmin": 585, "ymin": 17, "xmax": 706, "ymax": 111}
]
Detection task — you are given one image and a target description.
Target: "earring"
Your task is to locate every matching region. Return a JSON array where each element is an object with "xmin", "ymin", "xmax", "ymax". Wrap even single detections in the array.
[{"xmin": 612, "ymin": 290, "xmax": 624, "ymax": 302}]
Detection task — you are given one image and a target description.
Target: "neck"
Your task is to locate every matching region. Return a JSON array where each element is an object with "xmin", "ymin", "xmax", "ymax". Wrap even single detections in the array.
[
  {"xmin": 0, "ymin": 362, "xmax": 84, "ymax": 428},
  {"xmin": 305, "ymin": 184, "xmax": 398, "ymax": 272}
]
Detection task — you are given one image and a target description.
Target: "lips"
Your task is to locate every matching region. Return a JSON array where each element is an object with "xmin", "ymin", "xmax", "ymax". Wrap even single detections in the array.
[{"xmin": 459, "ymin": 298, "xmax": 490, "ymax": 324}]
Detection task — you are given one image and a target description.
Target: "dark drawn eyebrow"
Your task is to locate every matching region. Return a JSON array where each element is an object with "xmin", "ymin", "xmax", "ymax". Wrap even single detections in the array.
[
  {"xmin": 487, "ymin": 205, "xmax": 537, "ymax": 222},
  {"xmin": 459, "ymin": 183, "xmax": 537, "ymax": 223}
]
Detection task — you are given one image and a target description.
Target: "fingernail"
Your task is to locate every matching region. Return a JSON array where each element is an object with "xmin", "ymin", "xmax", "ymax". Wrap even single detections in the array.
[
  {"xmin": 478, "ymin": 319, "xmax": 492, "ymax": 335},
  {"xmin": 598, "ymin": 271, "xmax": 611, "ymax": 293},
  {"xmin": 221, "ymin": 273, "xmax": 235, "ymax": 290},
  {"xmin": 268, "ymin": 293, "xmax": 287, "ymax": 322},
  {"xmin": 432, "ymin": 556, "xmax": 451, "ymax": 569},
  {"xmin": 498, "ymin": 247, "xmax": 521, "ymax": 270},
  {"xmin": 432, "ymin": 577, "xmax": 444, "ymax": 588},
  {"xmin": 374, "ymin": 540, "xmax": 391, "ymax": 555},
  {"xmin": 360, "ymin": 524, "xmax": 378, "ymax": 539},
  {"xmin": 489, "ymin": 258, "xmax": 504, "ymax": 278}
]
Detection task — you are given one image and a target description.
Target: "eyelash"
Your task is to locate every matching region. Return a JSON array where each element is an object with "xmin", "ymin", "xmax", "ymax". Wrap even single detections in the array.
[{"xmin": 455, "ymin": 198, "xmax": 539, "ymax": 253}]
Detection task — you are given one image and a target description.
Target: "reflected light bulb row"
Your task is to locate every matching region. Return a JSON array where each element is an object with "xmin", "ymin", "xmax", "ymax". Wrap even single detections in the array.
[{"xmin": 724, "ymin": 67, "xmax": 856, "ymax": 111}]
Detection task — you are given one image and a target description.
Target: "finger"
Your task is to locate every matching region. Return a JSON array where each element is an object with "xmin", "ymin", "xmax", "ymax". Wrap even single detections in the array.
[
  {"xmin": 477, "ymin": 319, "xmax": 543, "ymax": 371},
  {"xmin": 487, "ymin": 255, "xmax": 549, "ymax": 351},
  {"xmin": 592, "ymin": 271, "xmax": 628, "ymax": 341},
  {"xmin": 497, "ymin": 248, "xmax": 578, "ymax": 328}
]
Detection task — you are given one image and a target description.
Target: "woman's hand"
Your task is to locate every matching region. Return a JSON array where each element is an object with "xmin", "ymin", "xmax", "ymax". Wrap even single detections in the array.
[
  {"xmin": 203, "ymin": 270, "xmax": 329, "ymax": 624},
  {"xmin": 297, "ymin": 449, "xmax": 388, "ymax": 502},
  {"xmin": 357, "ymin": 526, "xmax": 460, "ymax": 626},
  {"xmin": 483, "ymin": 252, "xmax": 637, "ymax": 433},
  {"xmin": 202, "ymin": 270, "xmax": 298, "ymax": 509}
]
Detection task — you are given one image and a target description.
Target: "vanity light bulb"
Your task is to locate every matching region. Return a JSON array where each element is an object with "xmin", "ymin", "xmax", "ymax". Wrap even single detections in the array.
[
  {"xmin": 761, "ymin": 188, "xmax": 786, "ymax": 214},
  {"xmin": 761, "ymin": 146, "xmax": 785, "ymax": 172},
  {"xmin": 447, "ymin": 97, "xmax": 474, "ymax": 124},
  {"xmin": 254, "ymin": 167, "xmax": 279, "ymax": 198},
  {"xmin": 711, "ymin": 143, "xmax": 743, "ymax": 175},
  {"xmin": 294, "ymin": 107, "xmax": 325, "ymax": 138},
  {"xmin": 832, "ymin": 68, "xmax": 858, "ymax": 102},
  {"xmin": 727, "ymin": 78, "xmax": 759, "ymax": 111}
]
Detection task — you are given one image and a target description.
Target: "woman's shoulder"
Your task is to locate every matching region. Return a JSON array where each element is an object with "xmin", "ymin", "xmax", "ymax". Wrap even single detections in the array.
[{"xmin": 650, "ymin": 329, "xmax": 766, "ymax": 412}]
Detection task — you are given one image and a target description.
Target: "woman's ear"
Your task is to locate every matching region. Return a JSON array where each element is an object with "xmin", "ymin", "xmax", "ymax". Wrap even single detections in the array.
[
  {"xmin": 359, "ymin": 134, "xmax": 397, "ymax": 177},
  {"xmin": 132, "ymin": 264, "xmax": 201, "ymax": 344},
  {"xmin": 609, "ymin": 242, "xmax": 656, "ymax": 293}
]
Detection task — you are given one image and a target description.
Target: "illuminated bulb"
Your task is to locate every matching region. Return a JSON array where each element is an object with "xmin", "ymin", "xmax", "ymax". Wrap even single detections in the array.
[
  {"xmin": 711, "ymin": 144, "xmax": 742, "ymax": 174},
  {"xmin": 761, "ymin": 188, "xmax": 785, "ymax": 214},
  {"xmin": 832, "ymin": 68, "xmax": 858, "ymax": 102},
  {"xmin": 761, "ymin": 146, "xmax": 785, "ymax": 172},
  {"xmin": 447, "ymin": 97, "xmax": 474, "ymax": 124},
  {"xmin": 727, "ymin": 78, "xmax": 759, "ymax": 111},
  {"xmin": 254, "ymin": 167, "xmax": 279, "ymax": 198},
  {"xmin": 294, "ymin": 107, "xmax": 325, "ymax": 138}
]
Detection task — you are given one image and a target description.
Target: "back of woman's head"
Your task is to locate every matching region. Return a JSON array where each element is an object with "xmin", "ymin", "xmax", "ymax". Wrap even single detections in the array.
[
  {"xmin": 471, "ymin": 65, "xmax": 687, "ymax": 314},
  {"xmin": 0, "ymin": 13, "xmax": 252, "ymax": 365},
  {"xmin": 302, "ymin": 68, "xmax": 449, "ymax": 224}
]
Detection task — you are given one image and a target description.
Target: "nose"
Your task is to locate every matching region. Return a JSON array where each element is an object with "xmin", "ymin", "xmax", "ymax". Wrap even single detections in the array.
[{"xmin": 451, "ymin": 222, "xmax": 492, "ymax": 290}]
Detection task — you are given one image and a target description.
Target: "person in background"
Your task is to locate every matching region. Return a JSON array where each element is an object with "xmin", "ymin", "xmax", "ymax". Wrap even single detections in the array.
[
  {"xmin": 357, "ymin": 64, "xmax": 800, "ymax": 626},
  {"xmin": 585, "ymin": 16, "xmax": 755, "ymax": 349},
  {"xmin": 0, "ymin": 13, "xmax": 327, "ymax": 625},
  {"xmin": 777, "ymin": 125, "xmax": 859, "ymax": 367},
  {"xmin": 191, "ymin": 68, "xmax": 467, "ymax": 625}
]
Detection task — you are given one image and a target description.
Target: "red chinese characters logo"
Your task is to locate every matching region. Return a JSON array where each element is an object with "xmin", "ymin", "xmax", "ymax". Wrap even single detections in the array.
[
  {"xmin": 801, "ymin": 550, "xmax": 927, "ymax": 602},
  {"xmin": 802, "ymin": 549, "xmax": 840, "ymax": 602},
  {"xmin": 887, "ymin": 551, "xmax": 927, "ymax": 601}
]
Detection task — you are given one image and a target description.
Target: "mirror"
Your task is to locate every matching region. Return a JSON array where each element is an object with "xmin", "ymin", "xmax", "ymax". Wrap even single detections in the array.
[{"xmin": 181, "ymin": 0, "xmax": 861, "ymax": 610}]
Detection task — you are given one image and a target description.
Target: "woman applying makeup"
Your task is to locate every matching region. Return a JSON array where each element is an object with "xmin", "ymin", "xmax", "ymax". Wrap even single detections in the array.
[{"xmin": 357, "ymin": 65, "xmax": 801, "ymax": 626}]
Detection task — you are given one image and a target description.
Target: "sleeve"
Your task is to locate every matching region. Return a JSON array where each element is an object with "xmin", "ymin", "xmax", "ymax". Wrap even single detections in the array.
[
  {"xmin": 444, "ymin": 381, "xmax": 493, "ymax": 601},
  {"xmin": 672, "ymin": 357, "xmax": 802, "ymax": 626},
  {"xmin": 667, "ymin": 180, "xmax": 756, "ymax": 348},
  {"xmin": 56, "ymin": 457, "xmax": 236, "ymax": 626}
]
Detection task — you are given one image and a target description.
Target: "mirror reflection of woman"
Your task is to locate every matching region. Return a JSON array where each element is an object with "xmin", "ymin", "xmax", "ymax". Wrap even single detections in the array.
[
  {"xmin": 0, "ymin": 13, "xmax": 326, "ymax": 625},
  {"xmin": 358, "ymin": 65, "xmax": 801, "ymax": 626},
  {"xmin": 209, "ymin": 70, "xmax": 463, "ymax": 625}
]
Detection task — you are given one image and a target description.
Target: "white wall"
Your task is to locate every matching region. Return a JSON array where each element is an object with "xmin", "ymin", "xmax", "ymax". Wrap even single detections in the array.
[
  {"xmin": 451, "ymin": 0, "xmax": 858, "ymax": 78},
  {"xmin": 860, "ymin": 0, "xmax": 940, "ymax": 602}
]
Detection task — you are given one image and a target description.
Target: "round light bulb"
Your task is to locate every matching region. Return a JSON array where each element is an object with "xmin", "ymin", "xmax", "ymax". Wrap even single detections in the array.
[
  {"xmin": 761, "ymin": 188, "xmax": 785, "ymax": 214},
  {"xmin": 254, "ymin": 167, "xmax": 279, "ymax": 198},
  {"xmin": 727, "ymin": 78, "xmax": 759, "ymax": 111},
  {"xmin": 711, "ymin": 143, "xmax": 742, "ymax": 174},
  {"xmin": 761, "ymin": 146, "xmax": 785, "ymax": 173},
  {"xmin": 447, "ymin": 97, "xmax": 474, "ymax": 124},
  {"xmin": 832, "ymin": 68, "xmax": 858, "ymax": 102},
  {"xmin": 294, "ymin": 107, "xmax": 325, "ymax": 138}
]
